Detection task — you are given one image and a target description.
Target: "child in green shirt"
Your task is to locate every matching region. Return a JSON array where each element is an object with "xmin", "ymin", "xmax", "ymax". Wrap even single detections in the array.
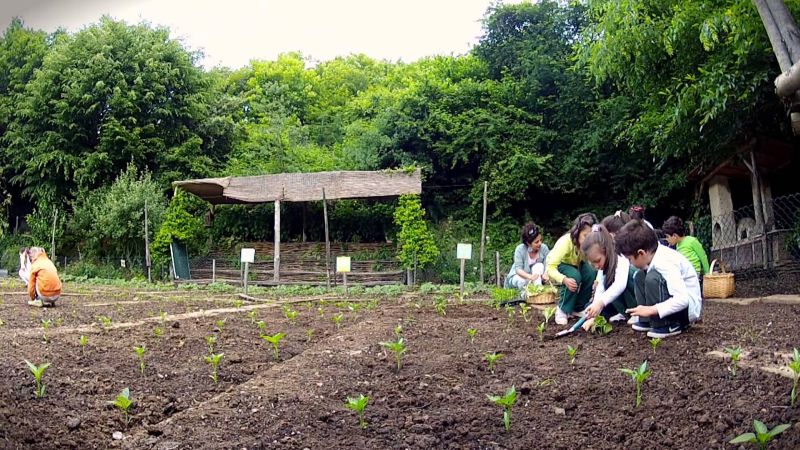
[{"xmin": 662, "ymin": 216, "xmax": 709, "ymax": 277}]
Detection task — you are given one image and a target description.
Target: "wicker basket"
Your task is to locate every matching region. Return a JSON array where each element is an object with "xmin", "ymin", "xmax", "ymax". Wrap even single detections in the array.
[
  {"xmin": 526, "ymin": 281, "xmax": 558, "ymax": 305},
  {"xmin": 703, "ymin": 259, "xmax": 735, "ymax": 299}
]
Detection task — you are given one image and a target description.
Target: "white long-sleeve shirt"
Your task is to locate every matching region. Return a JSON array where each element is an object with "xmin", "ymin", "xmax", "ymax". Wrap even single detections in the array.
[
  {"xmin": 594, "ymin": 255, "xmax": 631, "ymax": 306},
  {"xmin": 647, "ymin": 245, "xmax": 702, "ymax": 322}
]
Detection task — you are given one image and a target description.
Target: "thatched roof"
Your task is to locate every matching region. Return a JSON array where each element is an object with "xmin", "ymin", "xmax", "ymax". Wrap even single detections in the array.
[{"xmin": 173, "ymin": 169, "xmax": 422, "ymax": 204}]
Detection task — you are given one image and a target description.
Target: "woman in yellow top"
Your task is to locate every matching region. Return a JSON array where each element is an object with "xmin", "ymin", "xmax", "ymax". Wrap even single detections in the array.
[{"xmin": 546, "ymin": 213, "xmax": 598, "ymax": 325}]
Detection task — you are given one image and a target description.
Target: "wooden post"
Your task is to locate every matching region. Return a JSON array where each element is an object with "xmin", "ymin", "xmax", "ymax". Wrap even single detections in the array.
[
  {"xmin": 687, "ymin": 221, "xmax": 695, "ymax": 236},
  {"xmin": 274, "ymin": 199, "xmax": 281, "ymax": 282},
  {"xmin": 460, "ymin": 258, "xmax": 466, "ymax": 298},
  {"xmin": 14, "ymin": 215, "xmax": 19, "ymax": 234},
  {"xmin": 480, "ymin": 181, "xmax": 488, "ymax": 283},
  {"xmin": 50, "ymin": 208, "xmax": 58, "ymax": 261},
  {"xmin": 343, "ymin": 272, "xmax": 348, "ymax": 296},
  {"xmin": 743, "ymin": 151, "xmax": 769, "ymax": 268},
  {"xmin": 495, "ymin": 251, "xmax": 501, "ymax": 287},
  {"xmin": 212, "ymin": 259, "xmax": 216, "ymax": 283},
  {"xmin": 302, "ymin": 203, "xmax": 307, "ymax": 243},
  {"xmin": 144, "ymin": 200, "xmax": 152, "ymax": 283},
  {"xmin": 322, "ymin": 188, "xmax": 331, "ymax": 288},
  {"xmin": 243, "ymin": 261, "xmax": 250, "ymax": 295}
]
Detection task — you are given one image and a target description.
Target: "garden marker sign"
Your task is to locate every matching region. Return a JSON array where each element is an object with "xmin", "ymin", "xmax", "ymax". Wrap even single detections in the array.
[
  {"xmin": 337, "ymin": 256, "xmax": 351, "ymax": 294},
  {"xmin": 241, "ymin": 248, "xmax": 255, "ymax": 295},
  {"xmin": 457, "ymin": 243, "xmax": 473, "ymax": 297}
]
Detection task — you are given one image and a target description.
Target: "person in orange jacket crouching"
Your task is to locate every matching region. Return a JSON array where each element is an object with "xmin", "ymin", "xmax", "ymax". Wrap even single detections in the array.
[{"xmin": 26, "ymin": 247, "xmax": 62, "ymax": 307}]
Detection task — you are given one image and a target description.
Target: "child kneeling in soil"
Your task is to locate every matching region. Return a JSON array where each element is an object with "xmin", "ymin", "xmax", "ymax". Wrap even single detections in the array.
[
  {"xmin": 505, "ymin": 223, "xmax": 550, "ymax": 296},
  {"xmin": 580, "ymin": 224, "xmax": 637, "ymax": 325},
  {"xmin": 546, "ymin": 213, "xmax": 598, "ymax": 325},
  {"xmin": 615, "ymin": 220, "xmax": 701, "ymax": 339},
  {"xmin": 26, "ymin": 247, "xmax": 62, "ymax": 308}
]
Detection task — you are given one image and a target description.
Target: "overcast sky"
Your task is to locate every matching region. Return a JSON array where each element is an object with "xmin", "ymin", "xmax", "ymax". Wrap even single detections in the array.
[{"xmin": 0, "ymin": 0, "xmax": 522, "ymax": 68}]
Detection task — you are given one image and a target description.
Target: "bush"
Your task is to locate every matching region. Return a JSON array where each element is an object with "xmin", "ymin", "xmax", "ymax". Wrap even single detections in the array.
[
  {"xmin": 152, "ymin": 189, "xmax": 208, "ymax": 265},
  {"xmin": 394, "ymin": 195, "xmax": 439, "ymax": 271}
]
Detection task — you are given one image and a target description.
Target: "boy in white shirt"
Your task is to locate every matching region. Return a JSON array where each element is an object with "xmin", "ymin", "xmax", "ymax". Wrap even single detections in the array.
[{"xmin": 615, "ymin": 220, "xmax": 702, "ymax": 338}]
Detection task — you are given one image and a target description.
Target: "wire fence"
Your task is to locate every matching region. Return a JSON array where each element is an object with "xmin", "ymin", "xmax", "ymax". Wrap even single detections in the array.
[{"xmin": 694, "ymin": 192, "xmax": 800, "ymax": 278}]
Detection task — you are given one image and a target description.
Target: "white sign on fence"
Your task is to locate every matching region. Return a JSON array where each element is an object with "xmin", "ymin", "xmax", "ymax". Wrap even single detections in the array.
[
  {"xmin": 456, "ymin": 243, "xmax": 472, "ymax": 260},
  {"xmin": 240, "ymin": 248, "xmax": 255, "ymax": 264},
  {"xmin": 336, "ymin": 256, "xmax": 351, "ymax": 273}
]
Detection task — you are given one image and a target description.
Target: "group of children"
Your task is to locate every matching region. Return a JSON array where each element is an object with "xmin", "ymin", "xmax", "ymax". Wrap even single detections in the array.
[
  {"xmin": 18, "ymin": 246, "xmax": 62, "ymax": 307},
  {"xmin": 507, "ymin": 207, "xmax": 709, "ymax": 339}
]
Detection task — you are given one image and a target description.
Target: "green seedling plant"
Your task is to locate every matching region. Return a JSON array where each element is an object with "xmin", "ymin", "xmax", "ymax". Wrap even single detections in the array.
[
  {"xmin": 109, "ymin": 387, "xmax": 133, "ymax": 426},
  {"xmin": 467, "ymin": 328, "xmax": 477, "ymax": 344},
  {"xmin": 484, "ymin": 352, "xmax": 504, "ymax": 374},
  {"xmin": 256, "ymin": 320, "xmax": 267, "ymax": 332},
  {"xmin": 215, "ymin": 318, "xmax": 226, "ymax": 333},
  {"xmin": 505, "ymin": 305, "xmax": 516, "ymax": 328},
  {"xmin": 233, "ymin": 299, "xmax": 244, "ymax": 308},
  {"xmin": 344, "ymin": 394, "xmax": 369, "ymax": 429},
  {"xmin": 247, "ymin": 310, "xmax": 258, "ymax": 324},
  {"xmin": 789, "ymin": 348, "xmax": 800, "ymax": 407},
  {"xmin": 729, "ymin": 419, "xmax": 791, "ymax": 450},
  {"xmin": 306, "ymin": 328, "xmax": 314, "ymax": 343},
  {"xmin": 282, "ymin": 306, "xmax": 298, "ymax": 324},
  {"xmin": 204, "ymin": 353, "xmax": 224, "ymax": 384},
  {"xmin": 591, "ymin": 315, "xmax": 613, "ymax": 336},
  {"xmin": 261, "ymin": 332, "xmax": 286, "ymax": 360},
  {"xmin": 41, "ymin": 318, "xmax": 51, "ymax": 342},
  {"xmin": 24, "ymin": 360, "xmax": 50, "ymax": 399},
  {"xmin": 159, "ymin": 311, "xmax": 167, "ymax": 324},
  {"xmin": 725, "ymin": 346, "xmax": 742, "ymax": 376},
  {"xmin": 97, "ymin": 315, "xmax": 113, "ymax": 332},
  {"xmin": 379, "ymin": 337, "xmax": 407, "ymax": 372},
  {"xmin": 394, "ymin": 324, "xmax": 403, "ymax": 338},
  {"xmin": 567, "ymin": 345, "xmax": 578, "ymax": 365},
  {"xmin": 317, "ymin": 306, "xmax": 325, "ymax": 317},
  {"xmin": 619, "ymin": 361, "xmax": 652, "ymax": 407},
  {"xmin": 537, "ymin": 321, "xmax": 546, "ymax": 341},
  {"xmin": 206, "ymin": 335, "xmax": 217, "ymax": 354},
  {"xmin": 542, "ymin": 306, "xmax": 556, "ymax": 324},
  {"xmin": 519, "ymin": 303, "xmax": 531, "ymax": 323},
  {"xmin": 487, "ymin": 386, "xmax": 518, "ymax": 432},
  {"xmin": 134, "ymin": 344, "xmax": 146, "ymax": 375},
  {"xmin": 649, "ymin": 338, "xmax": 662, "ymax": 354},
  {"xmin": 333, "ymin": 313, "xmax": 344, "ymax": 330},
  {"xmin": 79, "ymin": 335, "xmax": 88, "ymax": 354},
  {"xmin": 434, "ymin": 296, "xmax": 447, "ymax": 316},
  {"xmin": 153, "ymin": 326, "xmax": 165, "ymax": 338}
]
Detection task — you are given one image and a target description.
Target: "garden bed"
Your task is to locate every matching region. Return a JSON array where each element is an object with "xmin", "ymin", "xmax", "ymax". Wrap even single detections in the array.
[{"xmin": 0, "ymin": 284, "xmax": 798, "ymax": 449}]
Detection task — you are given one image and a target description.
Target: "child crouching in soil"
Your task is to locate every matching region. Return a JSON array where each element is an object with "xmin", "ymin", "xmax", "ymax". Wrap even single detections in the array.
[
  {"xmin": 615, "ymin": 220, "xmax": 702, "ymax": 339},
  {"xmin": 26, "ymin": 247, "xmax": 62, "ymax": 307},
  {"xmin": 580, "ymin": 224, "xmax": 637, "ymax": 325}
]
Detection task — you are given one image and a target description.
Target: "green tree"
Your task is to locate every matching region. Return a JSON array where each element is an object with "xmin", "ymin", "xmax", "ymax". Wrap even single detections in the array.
[
  {"xmin": 3, "ymin": 17, "xmax": 226, "ymax": 209},
  {"xmin": 152, "ymin": 189, "xmax": 208, "ymax": 265},
  {"xmin": 393, "ymin": 194, "xmax": 439, "ymax": 270}
]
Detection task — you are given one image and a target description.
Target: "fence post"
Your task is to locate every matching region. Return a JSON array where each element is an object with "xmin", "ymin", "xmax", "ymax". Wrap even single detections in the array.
[
  {"xmin": 212, "ymin": 259, "xmax": 216, "ymax": 283},
  {"xmin": 495, "ymin": 251, "xmax": 501, "ymax": 288}
]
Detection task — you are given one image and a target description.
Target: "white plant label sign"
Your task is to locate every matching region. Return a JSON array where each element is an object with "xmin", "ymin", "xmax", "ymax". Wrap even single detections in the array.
[
  {"xmin": 336, "ymin": 256, "xmax": 351, "ymax": 273},
  {"xmin": 456, "ymin": 243, "xmax": 472, "ymax": 260},
  {"xmin": 241, "ymin": 248, "xmax": 255, "ymax": 264}
]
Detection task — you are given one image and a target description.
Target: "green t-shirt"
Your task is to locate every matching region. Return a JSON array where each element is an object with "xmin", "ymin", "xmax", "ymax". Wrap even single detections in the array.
[{"xmin": 676, "ymin": 236, "xmax": 709, "ymax": 276}]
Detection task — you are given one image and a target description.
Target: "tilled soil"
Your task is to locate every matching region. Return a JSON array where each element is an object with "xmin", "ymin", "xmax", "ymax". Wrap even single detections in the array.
[{"xmin": 0, "ymin": 285, "xmax": 799, "ymax": 450}]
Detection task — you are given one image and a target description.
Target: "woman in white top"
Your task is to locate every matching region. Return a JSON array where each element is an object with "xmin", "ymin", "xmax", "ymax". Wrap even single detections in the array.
[
  {"xmin": 19, "ymin": 247, "xmax": 31, "ymax": 286},
  {"xmin": 580, "ymin": 225, "xmax": 637, "ymax": 323}
]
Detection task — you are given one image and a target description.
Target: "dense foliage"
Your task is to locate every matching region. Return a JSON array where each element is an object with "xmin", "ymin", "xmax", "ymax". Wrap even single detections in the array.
[{"xmin": 0, "ymin": 1, "xmax": 796, "ymax": 280}]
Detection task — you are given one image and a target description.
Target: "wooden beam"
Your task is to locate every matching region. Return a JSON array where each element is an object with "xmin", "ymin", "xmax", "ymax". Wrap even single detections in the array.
[{"xmin": 322, "ymin": 188, "xmax": 331, "ymax": 288}]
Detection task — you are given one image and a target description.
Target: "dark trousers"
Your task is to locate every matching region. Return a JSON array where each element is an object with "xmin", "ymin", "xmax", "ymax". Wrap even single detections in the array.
[
  {"xmin": 601, "ymin": 266, "xmax": 638, "ymax": 319},
  {"xmin": 633, "ymin": 269, "xmax": 689, "ymax": 329},
  {"xmin": 557, "ymin": 262, "xmax": 597, "ymax": 314}
]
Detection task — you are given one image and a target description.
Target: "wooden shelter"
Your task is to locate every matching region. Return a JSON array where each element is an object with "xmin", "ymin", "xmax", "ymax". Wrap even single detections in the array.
[{"xmin": 173, "ymin": 169, "xmax": 422, "ymax": 285}]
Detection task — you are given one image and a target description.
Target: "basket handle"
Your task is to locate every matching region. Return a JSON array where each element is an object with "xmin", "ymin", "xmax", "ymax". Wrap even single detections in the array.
[{"xmin": 709, "ymin": 259, "xmax": 728, "ymax": 275}]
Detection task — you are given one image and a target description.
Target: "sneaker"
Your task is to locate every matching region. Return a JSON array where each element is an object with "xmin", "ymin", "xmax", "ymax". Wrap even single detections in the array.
[
  {"xmin": 609, "ymin": 313, "xmax": 627, "ymax": 323},
  {"xmin": 647, "ymin": 324, "xmax": 684, "ymax": 339},
  {"xmin": 631, "ymin": 321, "xmax": 651, "ymax": 332},
  {"xmin": 555, "ymin": 307, "xmax": 568, "ymax": 325},
  {"xmin": 42, "ymin": 299, "xmax": 57, "ymax": 307},
  {"xmin": 27, "ymin": 299, "xmax": 43, "ymax": 308},
  {"xmin": 572, "ymin": 309, "xmax": 586, "ymax": 319},
  {"xmin": 627, "ymin": 315, "xmax": 639, "ymax": 325}
]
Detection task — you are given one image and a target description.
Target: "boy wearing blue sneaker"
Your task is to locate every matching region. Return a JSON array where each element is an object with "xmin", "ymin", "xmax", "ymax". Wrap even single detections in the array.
[{"xmin": 615, "ymin": 220, "xmax": 702, "ymax": 338}]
